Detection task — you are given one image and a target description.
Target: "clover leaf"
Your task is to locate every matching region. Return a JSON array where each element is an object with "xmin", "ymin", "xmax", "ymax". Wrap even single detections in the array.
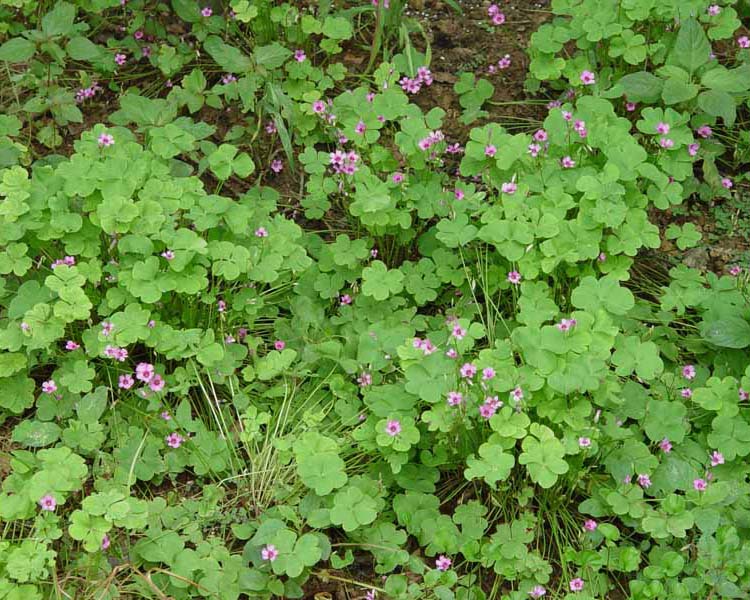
[
  {"xmin": 519, "ymin": 424, "xmax": 569, "ymax": 488},
  {"xmin": 361, "ymin": 261, "xmax": 404, "ymax": 301}
]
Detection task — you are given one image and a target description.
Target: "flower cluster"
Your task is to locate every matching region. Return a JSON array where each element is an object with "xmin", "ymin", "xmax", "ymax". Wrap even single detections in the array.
[
  {"xmin": 399, "ymin": 67, "xmax": 433, "ymax": 95},
  {"xmin": 329, "ymin": 150, "xmax": 360, "ymax": 175},
  {"xmin": 75, "ymin": 83, "xmax": 103, "ymax": 104}
]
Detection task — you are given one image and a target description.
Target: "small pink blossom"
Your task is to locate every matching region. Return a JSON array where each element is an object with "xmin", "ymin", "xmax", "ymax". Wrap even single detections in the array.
[
  {"xmin": 659, "ymin": 438, "xmax": 672, "ymax": 453},
  {"xmin": 580, "ymin": 71, "xmax": 595, "ymax": 85},
  {"xmin": 681, "ymin": 388, "xmax": 693, "ymax": 398},
  {"xmin": 385, "ymin": 419, "xmax": 401, "ymax": 436},
  {"xmin": 42, "ymin": 380, "xmax": 57, "ymax": 394},
  {"xmin": 578, "ymin": 437, "xmax": 591, "ymax": 448},
  {"xmin": 340, "ymin": 294, "xmax": 352, "ymax": 305},
  {"xmin": 98, "ymin": 133, "xmax": 115, "ymax": 147},
  {"xmin": 312, "ymin": 100, "xmax": 326, "ymax": 114},
  {"xmin": 721, "ymin": 177, "xmax": 733, "ymax": 189},
  {"xmin": 498, "ymin": 54, "xmax": 511, "ymax": 69},
  {"xmin": 696, "ymin": 125, "xmax": 713, "ymax": 138},
  {"xmin": 529, "ymin": 586, "xmax": 547, "ymax": 598},
  {"xmin": 166, "ymin": 432, "xmax": 184, "ymax": 448},
  {"xmin": 479, "ymin": 402, "xmax": 497, "ymax": 419},
  {"xmin": 688, "ymin": 143, "xmax": 700, "ymax": 156},
  {"xmin": 294, "ymin": 49, "xmax": 306, "ymax": 62},
  {"xmin": 693, "ymin": 478, "xmax": 707, "ymax": 491},
  {"xmin": 200, "ymin": 6, "xmax": 212, "ymax": 17},
  {"xmin": 149, "ymin": 374, "xmax": 165, "ymax": 392},
  {"xmin": 355, "ymin": 120, "xmax": 366, "ymax": 135},
  {"xmin": 739, "ymin": 388, "xmax": 749, "ymax": 401},
  {"xmin": 274, "ymin": 340, "xmax": 286, "ymax": 351},
  {"xmin": 637, "ymin": 473, "xmax": 651, "ymax": 488},
  {"xmin": 136, "ymin": 362, "xmax": 155, "ymax": 382},
  {"xmin": 20, "ymin": 322, "xmax": 30, "ymax": 332},
  {"xmin": 482, "ymin": 367, "xmax": 496, "ymax": 380},
  {"xmin": 561, "ymin": 156, "xmax": 576, "ymax": 168},
  {"xmin": 501, "ymin": 182, "xmax": 517, "ymax": 195},
  {"xmin": 710, "ymin": 451, "xmax": 724, "ymax": 466},
  {"xmin": 507, "ymin": 271, "xmax": 521, "ymax": 285},
  {"xmin": 452, "ymin": 324, "xmax": 466, "ymax": 340},
  {"xmin": 656, "ymin": 122, "xmax": 670, "ymax": 135},
  {"xmin": 626, "ymin": 102, "xmax": 637, "ymax": 112},
  {"xmin": 65, "ymin": 340, "xmax": 80, "ymax": 350},
  {"xmin": 265, "ymin": 121, "xmax": 277, "ymax": 134},
  {"xmin": 569, "ymin": 578, "xmax": 584, "ymax": 592},
  {"xmin": 446, "ymin": 348, "xmax": 458, "ymax": 359},
  {"xmin": 528, "ymin": 143, "xmax": 541, "ymax": 157},
  {"xmin": 446, "ymin": 143, "xmax": 464, "ymax": 154},
  {"xmin": 101, "ymin": 321, "xmax": 114, "ymax": 336},
  {"xmin": 729, "ymin": 265, "xmax": 742, "ymax": 276},
  {"xmin": 161, "ymin": 249, "xmax": 175, "ymax": 260},
  {"xmin": 270, "ymin": 159, "xmax": 283, "ymax": 173},
  {"xmin": 485, "ymin": 144, "xmax": 497, "ymax": 157},
  {"xmin": 738, "ymin": 36, "xmax": 750, "ymax": 49},
  {"xmin": 435, "ymin": 555, "xmax": 452, "ymax": 571},
  {"xmin": 358, "ymin": 372, "xmax": 372, "ymax": 387},
  {"xmin": 392, "ymin": 172, "xmax": 404, "ymax": 184},
  {"xmin": 114, "ymin": 53, "xmax": 127, "ymax": 66},
  {"xmin": 533, "ymin": 129, "xmax": 548, "ymax": 142},
  {"xmin": 447, "ymin": 391, "xmax": 463, "ymax": 406},
  {"xmin": 682, "ymin": 364, "xmax": 696, "ymax": 380},
  {"xmin": 39, "ymin": 494, "xmax": 57, "ymax": 511},
  {"xmin": 707, "ymin": 4, "xmax": 720, "ymax": 16},
  {"xmin": 659, "ymin": 138, "xmax": 674, "ymax": 149},
  {"xmin": 460, "ymin": 363, "xmax": 477, "ymax": 378},
  {"xmin": 119, "ymin": 374, "xmax": 135, "ymax": 389},
  {"xmin": 261, "ymin": 544, "xmax": 279, "ymax": 561},
  {"xmin": 510, "ymin": 386, "xmax": 524, "ymax": 402},
  {"xmin": 583, "ymin": 519, "xmax": 597, "ymax": 531},
  {"xmin": 101, "ymin": 534, "xmax": 111, "ymax": 550},
  {"xmin": 134, "ymin": 30, "xmax": 144, "ymax": 40},
  {"xmin": 255, "ymin": 227, "xmax": 268, "ymax": 237},
  {"xmin": 217, "ymin": 300, "xmax": 227, "ymax": 312},
  {"xmin": 454, "ymin": 188, "xmax": 465, "ymax": 201},
  {"xmin": 161, "ymin": 411, "xmax": 171, "ymax": 420}
]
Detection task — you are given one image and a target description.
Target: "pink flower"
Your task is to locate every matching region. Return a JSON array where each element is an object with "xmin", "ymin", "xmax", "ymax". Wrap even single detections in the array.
[
  {"xmin": 580, "ymin": 71, "xmax": 595, "ymax": 85},
  {"xmin": 561, "ymin": 156, "xmax": 576, "ymax": 168},
  {"xmin": 529, "ymin": 586, "xmax": 547, "ymax": 598},
  {"xmin": 392, "ymin": 172, "xmax": 404, "ymax": 184},
  {"xmin": 460, "ymin": 363, "xmax": 477, "ymax": 378},
  {"xmin": 507, "ymin": 271, "xmax": 521, "ymax": 285},
  {"xmin": 385, "ymin": 419, "xmax": 401, "ymax": 436},
  {"xmin": 637, "ymin": 473, "xmax": 651, "ymax": 488},
  {"xmin": 583, "ymin": 519, "xmax": 597, "ymax": 531},
  {"xmin": 688, "ymin": 143, "xmax": 700, "ymax": 156},
  {"xmin": 659, "ymin": 438, "xmax": 672, "ymax": 453},
  {"xmin": 528, "ymin": 143, "xmax": 541, "ymax": 157},
  {"xmin": 738, "ymin": 36, "xmax": 750, "ymax": 49},
  {"xmin": 114, "ymin": 53, "xmax": 127, "ymax": 66},
  {"xmin": 101, "ymin": 534, "xmax": 111, "ymax": 550},
  {"xmin": 501, "ymin": 182, "xmax": 517, "ymax": 195},
  {"xmin": 355, "ymin": 120, "xmax": 367, "ymax": 135},
  {"xmin": 217, "ymin": 300, "xmax": 227, "ymax": 312},
  {"xmin": 729, "ymin": 265, "xmax": 742, "ymax": 276},
  {"xmin": 533, "ymin": 129, "xmax": 548, "ymax": 142},
  {"xmin": 447, "ymin": 391, "xmax": 463, "ymax": 406},
  {"xmin": 98, "ymin": 133, "xmax": 115, "ymax": 147},
  {"xmin": 340, "ymin": 294, "xmax": 352, "ymax": 305},
  {"xmin": 435, "ymin": 555, "xmax": 452, "ymax": 571},
  {"xmin": 454, "ymin": 188, "xmax": 465, "ymax": 201},
  {"xmin": 312, "ymin": 100, "xmax": 326, "ymax": 114},
  {"xmin": 166, "ymin": 432, "xmax": 184, "ymax": 448},
  {"xmin": 569, "ymin": 578, "xmax": 584, "ymax": 592},
  {"xmin": 498, "ymin": 54, "xmax": 511, "ymax": 69},
  {"xmin": 149, "ymin": 374, "xmax": 165, "ymax": 392},
  {"xmin": 710, "ymin": 451, "xmax": 724, "ymax": 466},
  {"xmin": 161, "ymin": 411, "xmax": 171, "ymax": 420},
  {"xmin": 656, "ymin": 122, "xmax": 670, "ymax": 135},
  {"xmin": 693, "ymin": 478, "xmax": 707, "ymax": 491},
  {"xmin": 274, "ymin": 340, "xmax": 286, "ymax": 351},
  {"xmin": 65, "ymin": 340, "xmax": 80, "ymax": 350},
  {"xmin": 262, "ymin": 544, "xmax": 279, "ymax": 561},
  {"xmin": 134, "ymin": 30, "xmax": 144, "ymax": 40},
  {"xmin": 371, "ymin": 248, "xmax": 378, "ymax": 258},
  {"xmin": 562, "ymin": 111, "xmax": 573, "ymax": 121},
  {"xmin": 578, "ymin": 437, "xmax": 591, "ymax": 448},
  {"xmin": 20, "ymin": 322, "xmax": 30, "ymax": 332},
  {"xmin": 681, "ymin": 388, "xmax": 693, "ymax": 398},
  {"xmin": 479, "ymin": 402, "xmax": 497, "ymax": 419},
  {"xmin": 270, "ymin": 159, "xmax": 283, "ymax": 173},
  {"xmin": 510, "ymin": 386, "xmax": 524, "ymax": 402},
  {"xmin": 201, "ymin": 6, "xmax": 212, "ymax": 17},
  {"xmin": 161, "ymin": 249, "xmax": 175, "ymax": 260},
  {"xmin": 366, "ymin": 92, "xmax": 375, "ymax": 102},
  {"xmin": 721, "ymin": 177, "xmax": 733, "ymax": 189},
  {"xmin": 265, "ymin": 121, "xmax": 276, "ymax": 134},
  {"xmin": 358, "ymin": 372, "xmax": 372, "ymax": 387},
  {"xmin": 446, "ymin": 348, "xmax": 458, "ymax": 359},
  {"xmin": 119, "ymin": 374, "xmax": 135, "ymax": 389},
  {"xmin": 136, "ymin": 362, "xmax": 155, "ymax": 382},
  {"xmin": 446, "ymin": 143, "xmax": 464, "ymax": 154},
  {"xmin": 42, "ymin": 380, "xmax": 57, "ymax": 394},
  {"xmin": 148, "ymin": 319, "xmax": 156, "ymax": 328},
  {"xmin": 482, "ymin": 367, "xmax": 495, "ymax": 380},
  {"xmin": 39, "ymin": 494, "xmax": 57, "ymax": 511},
  {"xmin": 659, "ymin": 138, "xmax": 674, "ymax": 149},
  {"xmin": 707, "ymin": 4, "xmax": 720, "ymax": 16},
  {"xmin": 739, "ymin": 388, "xmax": 749, "ymax": 401},
  {"xmin": 255, "ymin": 227, "xmax": 268, "ymax": 237},
  {"xmin": 557, "ymin": 318, "xmax": 577, "ymax": 332},
  {"xmin": 491, "ymin": 12, "xmax": 505, "ymax": 25},
  {"xmin": 101, "ymin": 321, "xmax": 114, "ymax": 336},
  {"xmin": 598, "ymin": 252, "xmax": 606, "ymax": 262},
  {"xmin": 626, "ymin": 102, "xmax": 637, "ymax": 112},
  {"xmin": 682, "ymin": 364, "xmax": 696, "ymax": 380},
  {"xmin": 696, "ymin": 125, "xmax": 713, "ymax": 138},
  {"xmin": 294, "ymin": 49, "xmax": 306, "ymax": 62},
  {"xmin": 485, "ymin": 144, "xmax": 497, "ymax": 157}
]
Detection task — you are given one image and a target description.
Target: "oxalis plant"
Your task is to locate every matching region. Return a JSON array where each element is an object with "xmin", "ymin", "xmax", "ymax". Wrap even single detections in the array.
[{"xmin": 1, "ymin": 0, "xmax": 750, "ymax": 599}]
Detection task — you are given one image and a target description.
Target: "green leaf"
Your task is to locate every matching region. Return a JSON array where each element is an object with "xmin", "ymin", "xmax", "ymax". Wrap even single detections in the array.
[
  {"xmin": 65, "ymin": 37, "xmax": 103, "ymax": 61},
  {"xmin": 464, "ymin": 442, "xmax": 515, "ymax": 489},
  {"xmin": 41, "ymin": 2, "xmax": 77, "ymax": 37},
  {"xmin": 519, "ymin": 424, "xmax": 569, "ymax": 488},
  {"xmin": 12, "ymin": 420, "xmax": 61, "ymax": 447},
  {"xmin": 669, "ymin": 18, "xmax": 710, "ymax": 74},
  {"xmin": 699, "ymin": 317, "xmax": 750, "ymax": 349},
  {"xmin": 697, "ymin": 90, "xmax": 736, "ymax": 126},
  {"xmin": 256, "ymin": 349, "xmax": 297, "ymax": 381},
  {"xmin": 0, "ymin": 38, "xmax": 36, "ymax": 63},
  {"xmin": 0, "ymin": 374, "xmax": 35, "ymax": 414},
  {"xmin": 361, "ymin": 261, "xmax": 404, "ymax": 301},
  {"xmin": 254, "ymin": 43, "xmax": 292, "ymax": 69},
  {"xmin": 204, "ymin": 36, "xmax": 252, "ymax": 73},
  {"xmin": 643, "ymin": 399, "xmax": 687, "ymax": 443},
  {"xmin": 700, "ymin": 65, "xmax": 750, "ymax": 93},
  {"xmin": 617, "ymin": 71, "xmax": 664, "ymax": 103},
  {"xmin": 571, "ymin": 276, "xmax": 635, "ymax": 316},
  {"xmin": 330, "ymin": 486, "xmax": 378, "ymax": 531},
  {"xmin": 661, "ymin": 78, "xmax": 699, "ymax": 105}
]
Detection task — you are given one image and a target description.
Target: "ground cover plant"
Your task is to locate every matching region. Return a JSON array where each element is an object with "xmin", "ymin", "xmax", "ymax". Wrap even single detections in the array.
[{"xmin": 1, "ymin": 0, "xmax": 750, "ymax": 598}]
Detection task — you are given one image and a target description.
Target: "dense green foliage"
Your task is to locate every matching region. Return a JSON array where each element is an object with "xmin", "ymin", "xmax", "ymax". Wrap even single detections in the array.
[{"xmin": 1, "ymin": 0, "xmax": 750, "ymax": 598}]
